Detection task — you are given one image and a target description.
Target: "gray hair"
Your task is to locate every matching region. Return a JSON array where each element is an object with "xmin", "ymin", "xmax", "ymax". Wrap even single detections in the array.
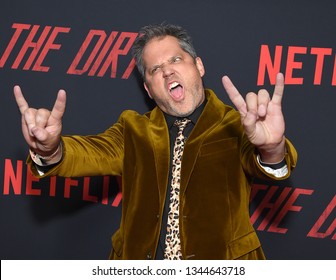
[{"xmin": 132, "ymin": 23, "xmax": 197, "ymax": 80}]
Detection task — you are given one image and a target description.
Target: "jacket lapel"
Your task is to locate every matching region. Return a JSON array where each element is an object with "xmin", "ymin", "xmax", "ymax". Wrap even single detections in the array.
[
  {"xmin": 149, "ymin": 107, "xmax": 171, "ymax": 206},
  {"xmin": 180, "ymin": 89, "xmax": 224, "ymax": 195}
]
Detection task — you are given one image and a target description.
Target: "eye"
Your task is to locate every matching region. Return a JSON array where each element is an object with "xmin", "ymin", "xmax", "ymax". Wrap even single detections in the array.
[
  {"xmin": 172, "ymin": 56, "xmax": 182, "ymax": 63},
  {"xmin": 151, "ymin": 66, "xmax": 160, "ymax": 74}
]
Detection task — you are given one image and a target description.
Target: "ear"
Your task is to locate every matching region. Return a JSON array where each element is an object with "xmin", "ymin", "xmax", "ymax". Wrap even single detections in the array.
[
  {"xmin": 196, "ymin": 57, "xmax": 205, "ymax": 77},
  {"xmin": 143, "ymin": 82, "xmax": 153, "ymax": 99}
]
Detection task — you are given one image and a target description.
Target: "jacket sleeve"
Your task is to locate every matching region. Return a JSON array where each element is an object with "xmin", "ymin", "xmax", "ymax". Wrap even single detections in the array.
[
  {"xmin": 27, "ymin": 112, "xmax": 127, "ymax": 178},
  {"xmin": 241, "ymin": 135, "xmax": 298, "ymax": 181}
]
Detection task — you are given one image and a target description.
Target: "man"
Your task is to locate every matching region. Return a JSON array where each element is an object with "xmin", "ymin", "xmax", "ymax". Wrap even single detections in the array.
[{"xmin": 14, "ymin": 23, "xmax": 297, "ymax": 260}]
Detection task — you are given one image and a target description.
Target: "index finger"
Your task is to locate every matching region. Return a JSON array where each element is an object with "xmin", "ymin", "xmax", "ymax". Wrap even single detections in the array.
[
  {"xmin": 222, "ymin": 75, "xmax": 247, "ymax": 115},
  {"xmin": 272, "ymin": 73, "xmax": 285, "ymax": 104},
  {"xmin": 13, "ymin": 85, "xmax": 29, "ymax": 115}
]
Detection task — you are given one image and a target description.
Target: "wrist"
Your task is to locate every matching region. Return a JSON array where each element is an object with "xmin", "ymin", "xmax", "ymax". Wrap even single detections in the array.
[
  {"xmin": 257, "ymin": 136, "xmax": 286, "ymax": 164},
  {"xmin": 30, "ymin": 142, "xmax": 63, "ymax": 166}
]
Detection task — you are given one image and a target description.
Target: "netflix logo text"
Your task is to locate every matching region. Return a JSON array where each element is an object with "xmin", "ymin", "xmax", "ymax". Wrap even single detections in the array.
[
  {"xmin": 258, "ymin": 44, "xmax": 336, "ymax": 86},
  {"xmin": 2, "ymin": 159, "xmax": 122, "ymax": 207}
]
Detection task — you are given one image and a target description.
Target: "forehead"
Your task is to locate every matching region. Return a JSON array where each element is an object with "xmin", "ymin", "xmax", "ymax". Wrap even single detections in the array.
[{"xmin": 142, "ymin": 36, "xmax": 184, "ymax": 64}]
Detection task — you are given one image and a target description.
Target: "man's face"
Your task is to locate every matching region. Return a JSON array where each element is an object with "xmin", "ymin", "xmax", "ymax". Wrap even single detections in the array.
[{"xmin": 143, "ymin": 36, "xmax": 205, "ymax": 117}]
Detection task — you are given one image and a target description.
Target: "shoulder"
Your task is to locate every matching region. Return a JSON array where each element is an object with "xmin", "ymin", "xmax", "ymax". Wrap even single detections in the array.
[{"xmin": 118, "ymin": 109, "xmax": 152, "ymax": 121}]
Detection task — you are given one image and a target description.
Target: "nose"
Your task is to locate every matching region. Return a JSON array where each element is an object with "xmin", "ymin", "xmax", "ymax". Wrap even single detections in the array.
[{"xmin": 162, "ymin": 64, "xmax": 174, "ymax": 78}]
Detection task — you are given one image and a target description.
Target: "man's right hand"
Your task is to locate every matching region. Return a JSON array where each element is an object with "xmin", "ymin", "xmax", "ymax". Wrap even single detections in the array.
[{"xmin": 14, "ymin": 85, "xmax": 66, "ymax": 158}]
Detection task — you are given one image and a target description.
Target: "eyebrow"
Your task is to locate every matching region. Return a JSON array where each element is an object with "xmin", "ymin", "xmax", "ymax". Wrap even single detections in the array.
[{"xmin": 150, "ymin": 55, "xmax": 182, "ymax": 71}]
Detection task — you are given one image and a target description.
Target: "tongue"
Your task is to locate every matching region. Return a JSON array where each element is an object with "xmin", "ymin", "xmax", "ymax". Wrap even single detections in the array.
[{"xmin": 170, "ymin": 86, "xmax": 183, "ymax": 100}]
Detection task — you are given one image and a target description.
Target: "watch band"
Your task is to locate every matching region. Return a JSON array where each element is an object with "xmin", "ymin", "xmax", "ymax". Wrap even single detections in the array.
[{"xmin": 29, "ymin": 143, "xmax": 62, "ymax": 166}]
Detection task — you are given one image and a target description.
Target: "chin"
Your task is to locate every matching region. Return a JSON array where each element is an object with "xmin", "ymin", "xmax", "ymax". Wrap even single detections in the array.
[{"xmin": 173, "ymin": 107, "xmax": 195, "ymax": 117}]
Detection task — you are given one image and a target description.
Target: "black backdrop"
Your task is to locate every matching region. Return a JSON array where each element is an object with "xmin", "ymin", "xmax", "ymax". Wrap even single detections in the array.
[{"xmin": 1, "ymin": 0, "xmax": 335, "ymax": 260}]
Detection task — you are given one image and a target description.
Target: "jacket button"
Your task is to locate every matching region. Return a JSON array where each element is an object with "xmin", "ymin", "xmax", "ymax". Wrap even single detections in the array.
[{"xmin": 146, "ymin": 252, "xmax": 152, "ymax": 259}]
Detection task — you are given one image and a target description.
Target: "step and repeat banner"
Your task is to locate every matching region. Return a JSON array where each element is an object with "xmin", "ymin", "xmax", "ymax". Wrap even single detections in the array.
[{"xmin": 1, "ymin": 0, "xmax": 335, "ymax": 260}]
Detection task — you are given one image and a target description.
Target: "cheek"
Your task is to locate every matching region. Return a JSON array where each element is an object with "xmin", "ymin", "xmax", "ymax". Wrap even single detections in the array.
[{"xmin": 147, "ymin": 78, "xmax": 165, "ymax": 94}]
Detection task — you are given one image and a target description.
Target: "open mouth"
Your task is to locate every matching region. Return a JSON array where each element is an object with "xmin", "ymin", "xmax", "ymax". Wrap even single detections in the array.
[{"xmin": 168, "ymin": 81, "xmax": 184, "ymax": 101}]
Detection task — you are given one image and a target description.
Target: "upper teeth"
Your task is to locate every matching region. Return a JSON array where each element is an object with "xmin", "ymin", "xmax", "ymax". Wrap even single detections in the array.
[{"xmin": 169, "ymin": 82, "xmax": 179, "ymax": 90}]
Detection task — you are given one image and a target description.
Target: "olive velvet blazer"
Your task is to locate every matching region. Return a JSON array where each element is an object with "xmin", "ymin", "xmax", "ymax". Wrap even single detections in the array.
[{"xmin": 28, "ymin": 89, "xmax": 297, "ymax": 260}]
